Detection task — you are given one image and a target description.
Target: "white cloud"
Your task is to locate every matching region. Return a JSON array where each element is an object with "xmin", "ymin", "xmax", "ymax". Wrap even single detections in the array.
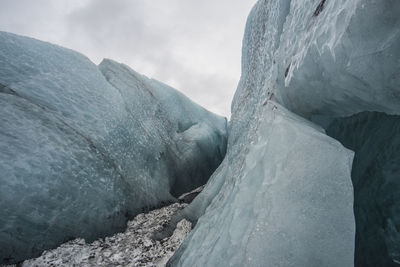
[{"xmin": 0, "ymin": 0, "xmax": 257, "ymax": 117}]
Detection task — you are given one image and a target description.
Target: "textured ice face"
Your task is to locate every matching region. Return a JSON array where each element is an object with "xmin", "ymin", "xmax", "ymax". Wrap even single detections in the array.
[
  {"xmin": 99, "ymin": 59, "xmax": 228, "ymax": 197},
  {"xmin": 170, "ymin": 102, "xmax": 355, "ymax": 267},
  {"xmin": 234, "ymin": 0, "xmax": 400, "ymax": 119},
  {"xmin": 0, "ymin": 94, "xmax": 129, "ymax": 263},
  {"xmin": 170, "ymin": 0, "xmax": 399, "ymax": 266},
  {"xmin": 0, "ymin": 32, "xmax": 227, "ymax": 264}
]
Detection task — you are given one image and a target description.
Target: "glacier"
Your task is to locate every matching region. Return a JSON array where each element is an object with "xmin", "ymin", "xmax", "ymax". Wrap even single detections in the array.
[
  {"xmin": 0, "ymin": 31, "xmax": 227, "ymax": 264},
  {"xmin": 1, "ymin": 0, "xmax": 399, "ymax": 264},
  {"xmin": 169, "ymin": 102, "xmax": 355, "ymax": 267},
  {"xmin": 169, "ymin": 0, "xmax": 400, "ymax": 266},
  {"xmin": 234, "ymin": 0, "xmax": 400, "ymax": 119}
]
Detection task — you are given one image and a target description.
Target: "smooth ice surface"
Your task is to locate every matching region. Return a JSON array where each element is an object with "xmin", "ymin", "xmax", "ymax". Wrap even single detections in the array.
[
  {"xmin": 0, "ymin": 31, "xmax": 227, "ymax": 264},
  {"xmin": 326, "ymin": 112, "xmax": 400, "ymax": 267},
  {"xmin": 170, "ymin": 102, "xmax": 355, "ymax": 267}
]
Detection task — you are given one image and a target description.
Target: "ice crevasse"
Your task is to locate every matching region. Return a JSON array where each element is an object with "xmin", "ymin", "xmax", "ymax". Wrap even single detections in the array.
[
  {"xmin": 0, "ymin": 32, "xmax": 227, "ymax": 264},
  {"xmin": 169, "ymin": 0, "xmax": 400, "ymax": 266}
]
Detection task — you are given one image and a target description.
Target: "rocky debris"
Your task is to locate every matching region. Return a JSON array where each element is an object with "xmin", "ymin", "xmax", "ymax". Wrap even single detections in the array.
[{"xmin": 9, "ymin": 203, "xmax": 191, "ymax": 267}]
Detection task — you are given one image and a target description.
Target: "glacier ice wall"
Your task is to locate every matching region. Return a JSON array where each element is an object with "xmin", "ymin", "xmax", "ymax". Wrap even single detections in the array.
[
  {"xmin": 234, "ymin": 0, "xmax": 400, "ymax": 119},
  {"xmin": 0, "ymin": 31, "xmax": 227, "ymax": 264},
  {"xmin": 170, "ymin": 102, "xmax": 355, "ymax": 267},
  {"xmin": 170, "ymin": 0, "xmax": 399, "ymax": 266},
  {"xmin": 98, "ymin": 59, "xmax": 228, "ymax": 196},
  {"xmin": 326, "ymin": 112, "xmax": 400, "ymax": 267}
]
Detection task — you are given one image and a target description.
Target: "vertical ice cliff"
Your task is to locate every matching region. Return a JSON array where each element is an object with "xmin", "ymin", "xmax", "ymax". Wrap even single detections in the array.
[
  {"xmin": 326, "ymin": 112, "xmax": 400, "ymax": 267},
  {"xmin": 0, "ymin": 32, "xmax": 227, "ymax": 264},
  {"xmin": 170, "ymin": 102, "xmax": 355, "ymax": 267},
  {"xmin": 170, "ymin": 0, "xmax": 400, "ymax": 266}
]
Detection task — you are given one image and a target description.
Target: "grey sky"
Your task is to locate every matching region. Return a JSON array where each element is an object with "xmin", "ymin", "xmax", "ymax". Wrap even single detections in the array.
[{"xmin": 0, "ymin": 0, "xmax": 257, "ymax": 117}]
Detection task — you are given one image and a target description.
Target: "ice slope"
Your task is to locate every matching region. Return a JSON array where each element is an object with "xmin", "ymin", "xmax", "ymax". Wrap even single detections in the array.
[
  {"xmin": 169, "ymin": 102, "xmax": 355, "ymax": 267},
  {"xmin": 0, "ymin": 31, "xmax": 227, "ymax": 264},
  {"xmin": 170, "ymin": 0, "xmax": 399, "ymax": 266},
  {"xmin": 326, "ymin": 112, "xmax": 400, "ymax": 267}
]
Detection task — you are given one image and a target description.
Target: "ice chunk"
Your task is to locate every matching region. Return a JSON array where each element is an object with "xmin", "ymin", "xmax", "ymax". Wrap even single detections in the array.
[
  {"xmin": 178, "ymin": 185, "xmax": 205, "ymax": 204},
  {"xmin": 169, "ymin": 102, "xmax": 355, "ymax": 267},
  {"xmin": 0, "ymin": 32, "xmax": 227, "ymax": 264}
]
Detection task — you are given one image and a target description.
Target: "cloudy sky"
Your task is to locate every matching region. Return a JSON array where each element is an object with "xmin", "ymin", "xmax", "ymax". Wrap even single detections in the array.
[{"xmin": 0, "ymin": 0, "xmax": 257, "ymax": 117}]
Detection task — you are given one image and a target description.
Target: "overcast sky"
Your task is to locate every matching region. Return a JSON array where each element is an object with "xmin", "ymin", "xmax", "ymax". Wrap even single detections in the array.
[{"xmin": 0, "ymin": 0, "xmax": 257, "ymax": 117}]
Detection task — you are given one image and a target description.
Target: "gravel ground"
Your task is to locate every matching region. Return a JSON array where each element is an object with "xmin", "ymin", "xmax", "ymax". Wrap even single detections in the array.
[{"xmin": 7, "ymin": 203, "xmax": 191, "ymax": 267}]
